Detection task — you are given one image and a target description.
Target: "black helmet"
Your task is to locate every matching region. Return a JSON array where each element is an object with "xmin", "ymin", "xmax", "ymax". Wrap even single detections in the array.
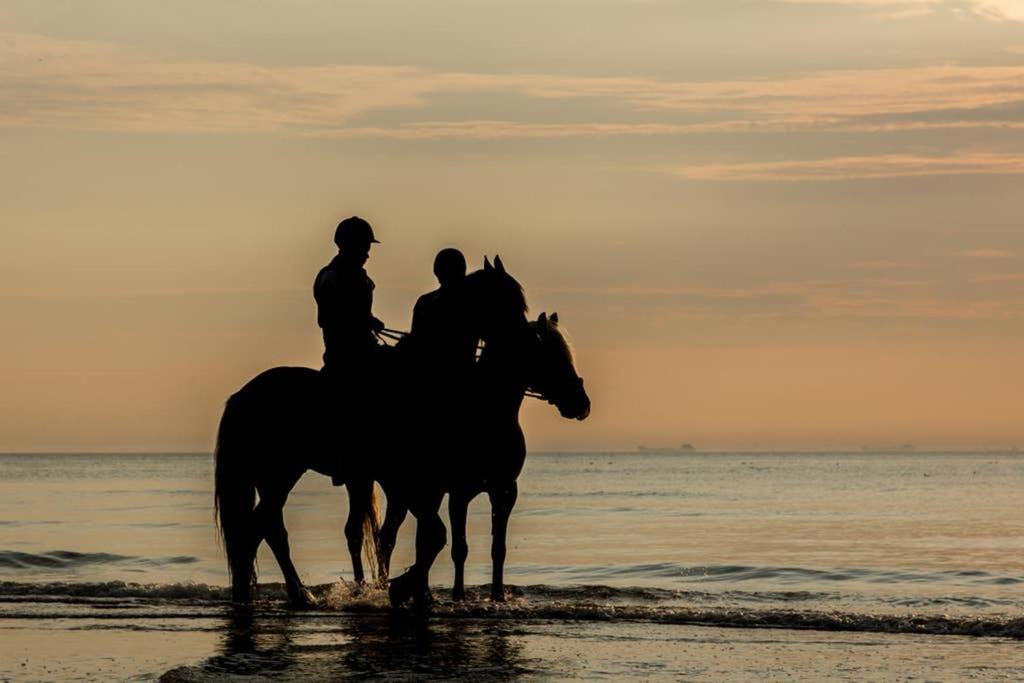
[{"xmin": 334, "ymin": 216, "xmax": 379, "ymax": 247}]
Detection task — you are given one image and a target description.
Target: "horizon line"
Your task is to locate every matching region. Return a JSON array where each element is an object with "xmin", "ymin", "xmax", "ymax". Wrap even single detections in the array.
[{"xmin": 1, "ymin": 448, "xmax": 1021, "ymax": 456}]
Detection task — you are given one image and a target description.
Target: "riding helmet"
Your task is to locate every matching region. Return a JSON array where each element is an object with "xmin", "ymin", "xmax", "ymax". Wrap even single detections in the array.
[{"xmin": 334, "ymin": 216, "xmax": 380, "ymax": 247}]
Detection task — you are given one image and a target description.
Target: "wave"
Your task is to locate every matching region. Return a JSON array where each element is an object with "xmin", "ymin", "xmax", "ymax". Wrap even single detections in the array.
[
  {"xmin": 0, "ymin": 580, "xmax": 229, "ymax": 602},
  {"xmin": 1, "ymin": 580, "xmax": 1021, "ymax": 639},
  {"xmin": 522, "ymin": 562, "xmax": 1024, "ymax": 587},
  {"xmin": 0, "ymin": 549, "xmax": 199, "ymax": 571}
]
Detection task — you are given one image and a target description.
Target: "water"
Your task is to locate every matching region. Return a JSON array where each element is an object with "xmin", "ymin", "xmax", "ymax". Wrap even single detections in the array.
[{"xmin": 1, "ymin": 452, "xmax": 1023, "ymax": 680}]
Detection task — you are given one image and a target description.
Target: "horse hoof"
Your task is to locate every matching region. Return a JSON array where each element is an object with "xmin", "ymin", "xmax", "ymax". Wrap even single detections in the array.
[
  {"xmin": 287, "ymin": 588, "xmax": 318, "ymax": 610},
  {"xmin": 490, "ymin": 587, "xmax": 507, "ymax": 603},
  {"xmin": 388, "ymin": 572, "xmax": 415, "ymax": 607},
  {"xmin": 413, "ymin": 589, "xmax": 436, "ymax": 612},
  {"xmin": 452, "ymin": 586, "xmax": 466, "ymax": 601}
]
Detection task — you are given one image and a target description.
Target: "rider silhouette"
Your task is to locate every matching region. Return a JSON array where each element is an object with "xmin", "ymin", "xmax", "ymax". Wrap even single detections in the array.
[
  {"xmin": 313, "ymin": 217, "xmax": 386, "ymax": 485},
  {"xmin": 313, "ymin": 216, "xmax": 385, "ymax": 373},
  {"xmin": 409, "ymin": 248, "xmax": 477, "ymax": 383}
]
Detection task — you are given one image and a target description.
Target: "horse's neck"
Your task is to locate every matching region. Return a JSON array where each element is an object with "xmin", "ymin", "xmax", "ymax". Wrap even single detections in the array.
[{"xmin": 476, "ymin": 337, "xmax": 527, "ymax": 412}]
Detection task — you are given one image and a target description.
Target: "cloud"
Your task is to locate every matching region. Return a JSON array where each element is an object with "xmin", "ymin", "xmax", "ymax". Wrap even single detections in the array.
[
  {"xmin": 3, "ymin": 31, "xmax": 1024, "ymax": 139},
  {"xmin": 317, "ymin": 120, "xmax": 779, "ymax": 139},
  {"xmin": 666, "ymin": 153, "xmax": 1024, "ymax": 181},
  {"xmin": 306, "ymin": 118, "xmax": 1024, "ymax": 140},
  {"xmin": 780, "ymin": 0, "xmax": 1024, "ymax": 22},
  {"xmin": 970, "ymin": 272, "xmax": 1024, "ymax": 281},
  {"xmin": 962, "ymin": 248, "xmax": 1016, "ymax": 258},
  {"xmin": 848, "ymin": 260, "xmax": 923, "ymax": 270},
  {"xmin": 544, "ymin": 277, "xmax": 1023, "ymax": 321}
]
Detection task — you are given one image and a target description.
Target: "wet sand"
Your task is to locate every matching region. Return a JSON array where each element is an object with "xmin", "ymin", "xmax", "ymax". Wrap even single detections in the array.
[{"xmin": 4, "ymin": 608, "xmax": 1024, "ymax": 682}]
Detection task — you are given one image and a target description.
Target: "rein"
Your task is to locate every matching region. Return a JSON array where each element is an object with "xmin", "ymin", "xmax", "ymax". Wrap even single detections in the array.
[
  {"xmin": 376, "ymin": 328, "xmax": 406, "ymax": 343},
  {"xmin": 374, "ymin": 328, "xmax": 549, "ymax": 402}
]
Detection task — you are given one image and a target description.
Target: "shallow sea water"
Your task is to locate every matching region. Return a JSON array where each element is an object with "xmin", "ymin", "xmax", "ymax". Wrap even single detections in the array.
[{"xmin": 1, "ymin": 452, "xmax": 1023, "ymax": 680}]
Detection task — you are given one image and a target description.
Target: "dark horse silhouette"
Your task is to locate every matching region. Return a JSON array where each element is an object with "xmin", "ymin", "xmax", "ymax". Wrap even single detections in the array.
[
  {"xmin": 214, "ymin": 256, "xmax": 590, "ymax": 608},
  {"xmin": 377, "ymin": 309, "xmax": 587, "ymax": 602}
]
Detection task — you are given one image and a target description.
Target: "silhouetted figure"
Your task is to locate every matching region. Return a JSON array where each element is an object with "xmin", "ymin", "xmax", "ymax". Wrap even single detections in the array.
[
  {"xmin": 213, "ymin": 255, "xmax": 591, "ymax": 609},
  {"xmin": 313, "ymin": 216, "xmax": 388, "ymax": 489},
  {"xmin": 408, "ymin": 248, "xmax": 477, "ymax": 399},
  {"xmin": 314, "ymin": 216, "xmax": 385, "ymax": 371}
]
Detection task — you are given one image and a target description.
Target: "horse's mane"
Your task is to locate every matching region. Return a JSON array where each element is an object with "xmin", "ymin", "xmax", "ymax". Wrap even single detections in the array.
[{"xmin": 537, "ymin": 318, "xmax": 576, "ymax": 366}]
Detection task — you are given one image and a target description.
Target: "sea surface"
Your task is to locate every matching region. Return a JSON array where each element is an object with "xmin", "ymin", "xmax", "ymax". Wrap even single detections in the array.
[{"xmin": 1, "ymin": 452, "xmax": 1023, "ymax": 681}]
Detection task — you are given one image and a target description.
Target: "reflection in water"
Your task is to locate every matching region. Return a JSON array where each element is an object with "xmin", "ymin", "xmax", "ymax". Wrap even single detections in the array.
[
  {"xmin": 162, "ymin": 608, "xmax": 538, "ymax": 681},
  {"xmin": 342, "ymin": 614, "xmax": 532, "ymax": 679},
  {"xmin": 217, "ymin": 610, "xmax": 298, "ymax": 677}
]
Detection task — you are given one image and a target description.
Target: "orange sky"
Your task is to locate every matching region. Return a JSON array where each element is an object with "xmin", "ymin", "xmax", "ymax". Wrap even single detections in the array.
[{"xmin": 2, "ymin": 1, "xmax": 1023, "ymax": 451}]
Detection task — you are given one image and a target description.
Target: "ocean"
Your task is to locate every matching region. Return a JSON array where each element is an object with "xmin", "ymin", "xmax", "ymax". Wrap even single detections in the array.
[{"xmin": 1, "ymin": 452, "xmax": 1022, "ymax": 681}]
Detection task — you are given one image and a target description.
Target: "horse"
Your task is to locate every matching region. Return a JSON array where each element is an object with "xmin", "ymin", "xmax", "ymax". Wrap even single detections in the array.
[
  {"xmin": 383, "ymin": 257, "xmax": 591, "ymax": 606},
  {"xmin": 376, "ymin": 309, "xmax": 589, "ymax": 601},
  {"xmin": 213, "ymin": 256, "xmax": 590, "ymax": 608},
  {"xmin": 213, "ymin": 365, "xmax": 387, "ymax": 607}
]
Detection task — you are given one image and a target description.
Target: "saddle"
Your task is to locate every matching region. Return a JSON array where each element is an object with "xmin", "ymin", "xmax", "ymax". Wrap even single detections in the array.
[{"xmin": 318, "ymin": 344, "xmax": 473, "ymax": 487}]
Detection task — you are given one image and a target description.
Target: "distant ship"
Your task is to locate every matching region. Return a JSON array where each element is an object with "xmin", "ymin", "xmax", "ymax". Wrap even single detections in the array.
[
  {"xmin": 637, "ymin": 443, "xmax": 696, "ymax": 454},
  {"xmin": 860, "ymin": 444, "xmax": 916, "ymax": 453}
]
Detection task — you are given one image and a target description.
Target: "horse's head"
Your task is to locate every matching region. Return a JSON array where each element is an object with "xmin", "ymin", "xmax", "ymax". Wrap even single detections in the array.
[
  {"xmin": 466, "ymin": 255, "xmax": 590, "ymax": 420},
  {"xmin": 464, "ymin": 255, "xmax": 529, "ymax": 338},
  {"xmin": 528, "ymin": 312, "xmax": 591, "ymax": 421}
]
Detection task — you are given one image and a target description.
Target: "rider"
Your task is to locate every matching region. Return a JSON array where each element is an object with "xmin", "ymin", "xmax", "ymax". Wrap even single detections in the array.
[
  {"xmin": 313, "ymin": 216, "xmax": 385, "ymax": 485},
  {"xmin": 409, "ymin": 248, "xmax": 477, "ymax": 386},
  {"xmin": 403, "ymin": 248, "xmax": 475, "ymax": 405},
  {"xmin": 313, "ymin": 216, "xmax": 385, "ymax": 374}
]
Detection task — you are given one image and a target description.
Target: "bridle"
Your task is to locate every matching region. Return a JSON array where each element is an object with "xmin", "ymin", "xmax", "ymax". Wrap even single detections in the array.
[
  {"xmin": 521, "ymin": 325, "xmax": 585, "ymax": 407},
  {"xmin": 376, "ymin": 326, "xmax": 573, "ymax": 404}
]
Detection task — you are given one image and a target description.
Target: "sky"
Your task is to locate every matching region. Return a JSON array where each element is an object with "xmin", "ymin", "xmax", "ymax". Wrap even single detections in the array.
[{"xmin": 1, "ymin": 0, "xmax": 1023, "ymax": 451}]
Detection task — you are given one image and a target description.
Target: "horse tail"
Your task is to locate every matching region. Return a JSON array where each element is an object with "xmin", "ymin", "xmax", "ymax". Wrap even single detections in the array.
[
  {"xmin": 362, "ymin": 483, "xmax": 386, "ymax": 586},
  {"xmin": 214, "ymin": 394, "xmax": 258, "ymax": 603}
]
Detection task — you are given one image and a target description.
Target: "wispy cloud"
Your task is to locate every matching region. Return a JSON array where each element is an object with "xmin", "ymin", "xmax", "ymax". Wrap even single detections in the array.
[
  {"xmin": 780, "ymin": 0, "xmax": 1024, "ymax": 22},
  {"xmin": 848, "ymin": 260, "xmax": 923, "ymax": 270},
  {"xmin": 3, "ymin": 31, "xmax": 1024, "ymax": 139},
  {"xmin": 546, "ymin": 277, "xmax": 1023, "ymax": 321},
  {"xmin": 666, "ymin": 153, "xmax": 1024, "ymax": 181},
  {"xmin": 962, "ymin": 248, "xmax": 1016, "ymax": 258},
  {"xmin": 970, "ymin": 272, "xmax": 1024, "ymax": 281}
]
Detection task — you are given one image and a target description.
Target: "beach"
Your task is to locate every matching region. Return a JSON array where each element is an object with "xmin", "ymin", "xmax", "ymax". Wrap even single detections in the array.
[{"xmin": 2, "ymin": 452, "xmax": 1023, "ymax": 680}]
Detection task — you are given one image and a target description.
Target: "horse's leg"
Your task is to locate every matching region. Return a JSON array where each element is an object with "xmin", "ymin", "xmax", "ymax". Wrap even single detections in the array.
[
  {"xmin": 449, "ymin": 489, "xmax": 474, "ymax": 601},
  {"xmin": 231, "ymin": 520, "xmax": 262, "ymax": 603},
  {"xmin": 488, "ymin": 481, "xmax": 518, "ymax": 602},
  {"xmin": 413, "ymin": 497, "xmax": 448, "ymax": 604},
  {"xmin": 344, "ymin": 479, "xmax": 372, "ymax": 584},
  {"xmin": 389, "ymin": 491, "xmax": 446, "ymax": 608},
  {"xmin": 257, "ymin": 495, "xmax": 315, "ymax": 609},
  {"xmin": 379, "ymin": 489, "xmax": 408, "ymax": 579}
]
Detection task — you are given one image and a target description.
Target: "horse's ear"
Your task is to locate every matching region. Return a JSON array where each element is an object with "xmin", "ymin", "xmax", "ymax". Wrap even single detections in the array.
[
  {"xmin": 550, "ymin": 312, "xmax": 559, "ymax": 325},
  {"xmin": 483, "ymin": 256, "xmax": 493, "ymax": 272},
  {"xmin": 494, "ymin": 254, "xmax": 506, "ymax": 274},
  {"xmin": 538, "ymin": 312, "xmax": 547, "ymax": 325}
]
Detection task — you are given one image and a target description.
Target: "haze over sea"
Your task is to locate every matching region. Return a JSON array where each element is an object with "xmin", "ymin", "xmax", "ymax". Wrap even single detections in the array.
[{"xmin": 1, "ymin": 451, "xmax": 1022, "ymax": 681}]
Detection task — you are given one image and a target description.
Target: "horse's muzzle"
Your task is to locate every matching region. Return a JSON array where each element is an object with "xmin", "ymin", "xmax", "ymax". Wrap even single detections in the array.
[{"xmin": 559, "ymin": 392, "xmax": 591, "ymax": 421}]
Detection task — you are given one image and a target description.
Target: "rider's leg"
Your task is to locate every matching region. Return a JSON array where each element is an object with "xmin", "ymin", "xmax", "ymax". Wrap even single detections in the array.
[{"xmin": 488, "ymin": 481, "xmax": 519, "ymax": 602}]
